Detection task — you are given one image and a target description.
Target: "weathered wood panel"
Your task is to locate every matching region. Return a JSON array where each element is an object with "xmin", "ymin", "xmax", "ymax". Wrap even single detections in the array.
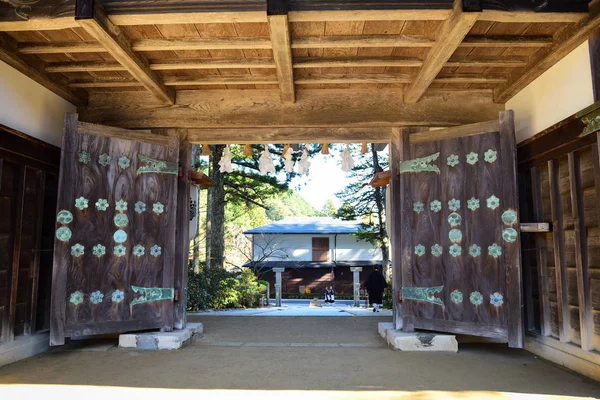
[
  {"xmin": 50, "ymin": 114, "xmax": 178, "ymax": 345},
  {"xmin": 398, "ymin": 112, "xmax": 522, "ymax": 345}
]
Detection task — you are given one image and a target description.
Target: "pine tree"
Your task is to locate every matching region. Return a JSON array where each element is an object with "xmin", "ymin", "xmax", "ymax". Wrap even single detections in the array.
[{"xmin": 335, "ymin": 144, "xmax": 390, "ymax": 272}]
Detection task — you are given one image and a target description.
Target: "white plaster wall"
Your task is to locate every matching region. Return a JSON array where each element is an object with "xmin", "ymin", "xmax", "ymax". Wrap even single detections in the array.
[
  {"xmin": 0, "ymin": 61, "xmax": 76, "ymax": 147},
  {"xmin": 506, "ymin": 42, "xmax": 594, "ymax": 143},
  {"xmin": 252, "ymin": 233, "xmax": 381, "ymax": 262},
  {"xmin": 336, "ymin": 234, "xmax": 382, "ymax": 261}
]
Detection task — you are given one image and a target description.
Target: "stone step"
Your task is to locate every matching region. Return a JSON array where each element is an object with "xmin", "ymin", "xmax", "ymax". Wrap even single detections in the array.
[
  {"xmin": 119, "ymin": 322, "xmax": 203, "ymax": 350},
  {"xmin": 378, "ymin": 322, "xmax": 458, "ymax": 352}
]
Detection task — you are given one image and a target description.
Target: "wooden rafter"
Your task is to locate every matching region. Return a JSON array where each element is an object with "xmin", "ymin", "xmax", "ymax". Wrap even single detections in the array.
[
  {"xmin": 495, "ymin": 9, "xmax": 600, "ymax": 103},
  {"xmin": 47, "ymin": 59, "xmax": 276, "ymax": 73},
  {"xmin": 268, "ymin": 0, "xmax": 295, "ymax": 103},
  {"xmin": 0, "ymin": 33, "xmax": 86, "ymax": 106},
  {"xmin": 75, "ymin": 1, "xmax": 174, "ymax": 104},
  {"xmin": 18, "ymin": 35, "xmax": 553, "ymax": 55},
  {"xmin": 405, "ymin": 0, "xmax": 479, "ymax": 103},
  {"xmin": 69, "ymin": 74, "xmax": 507, "ymax": 88}
]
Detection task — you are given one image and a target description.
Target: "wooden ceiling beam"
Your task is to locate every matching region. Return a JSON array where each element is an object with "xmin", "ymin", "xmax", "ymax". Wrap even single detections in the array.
[
  {"xmin": 287, "ymin": 9, "xmax": 452, "ymax": 22},
  {"xmin": 107, "ymin": 11, "xmax": 267, "ymax": 26},
  {"xmin": 80, "ymin": 89, "xmax": 502, "ymax": 129},
  {"xmin": 445, "ymin": 57, "xmax": 528, "ymax": 68},
  {"xmin": 292, "ymin": 35, "xmax": 435, "ymax": 49},
  {"xmin": 0, "ymin": 17, "xmax": 79, "ymax": 32},
  {"xmin": 404, "ymin": 0, "xmax": 479, "ymax": 103},
  {"xmin": 495, "ymin": 9, "xmax": 600, "ymax": 103},
  {"xmin": 459, "ymin": 35, "xmax": 553, "ymax": 48},
  {"xmin": 19, "ymin": 42, "xmax": 106, "ymax": 54},
  {"xmin": 268, "ymin": 1, "xmax": 295, "ymax": 103},
  {"xmin": 69, "ymin": 73, "xmax": 508, "ymax": 88},
  {"xmin": 19, "ymin": 35, "xmax": 553, "ymax": 56},
  {"xmin": 76, "ymin": 2, "xmax": 174, "ymax": 104},
  {"xmin": 0, "ymin": 33, "xmax": 86, "ymax": 107},
  {"xmin": 186, "ymin": 127, "xmax": 393, "ymax": 144},
  {"xmin": 294, "ymin": 57, "xmax": 423, "ymax": 68},
  {"xmin": 132, "ymin": 38, "xmax": 272, "ymax": 51},
  {"xmin": 477, "ymin": 10, "xmax": 586, "ymax": 23},
  {"xmin": 48, "ymin": 59, "xmax": 276, "ymax": 73}
]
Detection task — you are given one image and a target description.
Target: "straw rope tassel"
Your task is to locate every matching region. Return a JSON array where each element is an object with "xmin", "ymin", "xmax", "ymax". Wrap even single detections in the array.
[
  {"xmin": 244, "ymin": 144, "xmax": 253, "ymax": 156},
  {"xmin": 361, "ymin": 142, "xmax": 368, "ymax": 154},
  {"xmin": 201, "ymin": 144, "xmax": 211, "ymax": 156},
  {"xmin": 322, "ymin": 143, "xmax": 329, "ymax": 155}
]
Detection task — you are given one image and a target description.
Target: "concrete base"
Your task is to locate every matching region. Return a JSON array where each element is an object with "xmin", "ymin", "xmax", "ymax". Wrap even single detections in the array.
[
  {"xmin": 378, "ymin": 322, "xmax": 458, "ymax": 352},
  {"xmin": 0, "ymin": 332, "xmax": 50, "ymax": 368},
  {"xmin": 119, "ymin": 323, "xmax": 203, "ymax": 350}
]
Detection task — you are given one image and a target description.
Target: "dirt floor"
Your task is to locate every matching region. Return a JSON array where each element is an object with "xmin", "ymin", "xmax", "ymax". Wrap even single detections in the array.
[{"xmin": 0, "ymin": 316, "xmax": 598, "ymax": 399}]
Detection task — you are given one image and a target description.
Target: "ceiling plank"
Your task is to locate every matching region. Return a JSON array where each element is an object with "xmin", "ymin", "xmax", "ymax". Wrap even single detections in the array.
[
  {"xmin": 187, "ymin": 127, "xmax": 393, "ymax": 144},
  {"xmin": 0, "ymin": 17, "xmax": 79, "ymax": 32},
  {"xmin": 80, "ymin": 89, "xmax": 503, "ymax": 129},
  {"xmin": 76, "ymin": 2, "xmax": 174, "ymax": 104},
  {"xmin": 404, "ymin": 0, "xmax": 479, "ymax": 103},
  {"xmin": 296, "ymin": 74, "xmax": 412, "ymax": 84},
  {"xmin": 0, "ymin": 33, "xmax": 86, "ymax": 107},
  {"xmin": 434, "ymin": 74, "xmax": 507, "ymax": 83},
  {"xmin": 494, "ymin": 9, "xmax": 600, "ymax": 103},
  {"xmin": 47, "ymin": 62, "xmax": 126, "ymax": 72},
  {"xmin": 268, "ymin": 3, "xmax": 295, "ymax": 103}
]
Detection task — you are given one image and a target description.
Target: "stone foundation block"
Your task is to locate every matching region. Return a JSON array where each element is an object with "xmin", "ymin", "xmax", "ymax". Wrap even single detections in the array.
[
  {"xmin": 378, "ymin": 322, "xmax": 458, "ymax": 352},
  {"xmin": 119, "ymin": 322, "xmax": 203, "ymax": 350}
]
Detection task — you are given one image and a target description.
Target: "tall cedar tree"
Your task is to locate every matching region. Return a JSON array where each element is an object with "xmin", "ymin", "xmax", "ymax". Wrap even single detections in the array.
[
  {"xmin": 335, "ymin": 144, "xmax": 389, "ymax": 271},
  {"xmin": 204, "ymin": 144, "xmax": 321, "ymax": 268}
]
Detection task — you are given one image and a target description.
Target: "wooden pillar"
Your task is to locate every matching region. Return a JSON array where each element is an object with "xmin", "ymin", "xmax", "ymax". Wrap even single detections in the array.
[
  {"xmin": 28, "ymin": 170, "xmax": 47, "ymax": 336},
  {"xmin": 548, "ymin": 159, "xmax": 571, "ymax": 343},
  {"xmin": 390, "ymin": 127, "xmax": 413, "ymax": 331},
  {"xmin": 590, "ymin": 28, "xmax": 600, "ymax": 102},
  {"xmin": 568, "ymin": 152, "xmax": 594, "ymax": 350},
  {"xmin": 5, "ymin": 165, "xmax": 25, "ymax": 343},
  {"xmin": 530, "ymin": 166, "xmax": 551, "ymax": 337},
  {"xmin": 174, "ymin": 131, "xmax": 191, "ymax": 330}
]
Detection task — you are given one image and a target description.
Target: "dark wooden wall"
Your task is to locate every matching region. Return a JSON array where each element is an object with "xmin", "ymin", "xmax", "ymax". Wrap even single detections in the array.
[
  {"xmin": 518, "ymin": 101, "xmax": 600, "ymax": 352},
  {"xmin": 0, "ymin": 124, "xmax": 60, "ymax": 344},
  {"xmin": 263, "ymin": 266, "xmax": 375, "ymax": 295}
]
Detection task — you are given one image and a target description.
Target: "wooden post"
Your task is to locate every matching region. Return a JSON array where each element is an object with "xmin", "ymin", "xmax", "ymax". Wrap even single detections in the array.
[
  {"xmin": 530, "ymin": 166, "xmax": 551, "ymax": 337},
  {"xmin": 568, "ymin": 152, "xmax": 594, "ymax": 351},
  {"xmin": 28, "ymin": 170, "xmax": 46, "ymax": 336},
  {"xmin": 548, "ymin": 159, "xmax": 571, "ymax": 343},
  {"xmin": 174, "ymin": 131, "xmax": 191, "ymax": 330},
  {"xmin": 5, "ymin": 165, "xmax": 25, "ymax": 343},
  {"xmin": 499, "ymin": 110, "xmax": 524, "ymax": 348},
  {"xmin": 390, "ymin": 127, "xmax": 413, "ymax": 331},
  {"xmin": 590, "ymin": 28, "xmax": 600, "ymax": 102}
]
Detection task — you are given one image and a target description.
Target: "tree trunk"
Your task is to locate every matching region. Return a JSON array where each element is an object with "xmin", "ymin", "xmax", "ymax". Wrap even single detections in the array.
[
  {"xmin": 191, "ymin": 145, "xmax": 201, "ymax": 273},
  {"xmin": 205, "ymin": 145, "xmax": 226, "ymax": 268},
  {"xmin": 371, "ymin": 144, "xmax": 390, "ymax": 279}
]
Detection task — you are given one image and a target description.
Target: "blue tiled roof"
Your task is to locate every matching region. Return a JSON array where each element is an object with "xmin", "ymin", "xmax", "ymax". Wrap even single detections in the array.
[{"xmin": 244, "ymin": 217, "xmax": 361, "ymax": 234}]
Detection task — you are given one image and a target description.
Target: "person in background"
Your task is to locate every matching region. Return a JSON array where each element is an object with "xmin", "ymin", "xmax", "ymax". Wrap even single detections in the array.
[
  {"xmin": 324, "ymin": 286, "xmax": 335, "ymax": 305},
  {"xmin": 364, "ymin": 267, "xmax": 387, "ymax": 312}
]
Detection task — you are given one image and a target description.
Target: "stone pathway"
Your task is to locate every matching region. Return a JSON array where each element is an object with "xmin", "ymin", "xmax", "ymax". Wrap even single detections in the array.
[{"xmin": 192, "ymin": 305, "xmax": 393, "ymax": 317}]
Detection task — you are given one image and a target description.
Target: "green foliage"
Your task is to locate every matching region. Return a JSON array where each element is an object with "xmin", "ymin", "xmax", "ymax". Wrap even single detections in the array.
[
  {"xmin": 265, "ymin": 190, "xmax": 319, "ymax": 221},
  {"xmin": 320, "ymin": 199, "xmax": 337, "ymax": 217},
  {"xmin": 187, "ymin": 262, "xmax": 262, "ymax": 310},
  {"xmin": 336, "ymin": 202, "xmax": 356, "ymax": 220}
]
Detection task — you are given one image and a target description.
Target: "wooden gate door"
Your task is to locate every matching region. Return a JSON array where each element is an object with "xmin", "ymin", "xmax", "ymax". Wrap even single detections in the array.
[
  {"xmin": 393, "ymin": 110, "xmax": 523, "ymax": 348},
  {"xmin": 50, "ymin": 114, "xmax": 179, "ymax": 345}
]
